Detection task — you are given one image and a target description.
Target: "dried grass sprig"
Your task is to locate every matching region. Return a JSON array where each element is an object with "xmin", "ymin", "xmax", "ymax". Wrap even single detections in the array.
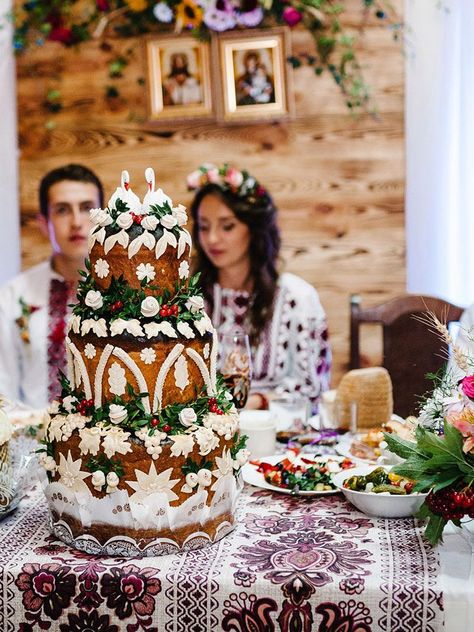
[{"xmin": 413, "ymin": 309, "xmax": 470, "ymax": 373}]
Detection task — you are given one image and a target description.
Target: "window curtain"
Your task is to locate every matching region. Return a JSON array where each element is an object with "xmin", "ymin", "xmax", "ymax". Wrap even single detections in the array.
[
  {"xmin": 0, "ymin": 0, "xmax": 20, "ymax": 284},
  {"xmin": 405, "ymin": 0, "xmax": 474, "ymax": 307}
]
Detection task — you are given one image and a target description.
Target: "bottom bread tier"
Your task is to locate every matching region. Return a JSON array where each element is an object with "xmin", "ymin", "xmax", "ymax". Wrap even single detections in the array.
[{"xmin": 42, "ymin": 430, "xmax": 242, "ymax": 557}]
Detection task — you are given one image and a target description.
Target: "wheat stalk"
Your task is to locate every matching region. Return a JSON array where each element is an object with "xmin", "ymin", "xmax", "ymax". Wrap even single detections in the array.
[{"xmin": 413, "ymin": 310, "xmax": 470, "ymax": 373}]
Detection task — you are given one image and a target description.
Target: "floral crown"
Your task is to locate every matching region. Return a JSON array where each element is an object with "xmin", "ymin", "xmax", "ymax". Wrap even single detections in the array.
[{"xmin": 186, "ymin": 163, "xmax": 267, "ymax": 200}]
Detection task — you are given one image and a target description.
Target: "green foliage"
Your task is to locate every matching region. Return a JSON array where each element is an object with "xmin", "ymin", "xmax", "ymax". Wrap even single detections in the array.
[
  {"xmin": 182, "ymin": 457, "xmax": 213, "ymax": 476},
  {"xmin": 12, "ymin": 1, "xmax": 404, "ymax": 114},
  {"xmin": 86, "ymin": 453, "xmax": 125, "ymax": 481},
  {"xmin": 73, "ymin": 271, "xmax": 204, "ymax": 324},
  {"xmin": 384, "ymin": 423, "xmax": 474, "ymax": 544},
  {"xmin": 230, "ymin": 433, "xmax": 248, "ymax": 459}
]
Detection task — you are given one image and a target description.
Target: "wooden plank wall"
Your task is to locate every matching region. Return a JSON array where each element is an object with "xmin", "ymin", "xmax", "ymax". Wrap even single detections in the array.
[{"xmin": 15, "ymin": 0, "xmax": 404, "ymax": 385}]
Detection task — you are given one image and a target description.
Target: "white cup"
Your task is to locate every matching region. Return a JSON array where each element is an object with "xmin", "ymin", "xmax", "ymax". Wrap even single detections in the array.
[{"xmin": 239, "ymin": 410, "xmax": 277, "ymax": 458}]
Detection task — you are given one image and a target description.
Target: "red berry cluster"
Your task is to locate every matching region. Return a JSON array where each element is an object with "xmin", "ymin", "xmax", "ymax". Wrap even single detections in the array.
[
  {"xmin": 131, "ymin": 212, "xmax": 143, "ymax": 225},
  {"xmin": 77, "ymin": 398, "xmax": 93, "ymax": 416},
  {"xmin": 150, "ymin": 418, "xmax": 171, "ymax": 433},
  {"xmin": 110, "ymin": 300, "xmax": 123, "ymax": 313},
  {"xmin": 426, "ymin": 486, "xmax": 474, "ymax": 521},
  {"xmin": 208, "ymin": 397, "xmax": 224, "ymax": 415},
  {"xmin": 159, "ymin": 304, "xmax": 179, "ymax": 318}
]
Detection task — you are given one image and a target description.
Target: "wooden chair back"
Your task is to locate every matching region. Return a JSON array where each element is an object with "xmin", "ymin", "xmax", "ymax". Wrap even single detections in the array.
[{"xmin": 350, "ymin": 294, "xmax": 464, "ymax": 418}]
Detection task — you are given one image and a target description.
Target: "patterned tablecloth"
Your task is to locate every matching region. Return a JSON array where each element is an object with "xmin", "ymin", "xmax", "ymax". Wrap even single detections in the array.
[{"xmin": 0, "ymin": 484, "xmax": 443, "ymax": 632}]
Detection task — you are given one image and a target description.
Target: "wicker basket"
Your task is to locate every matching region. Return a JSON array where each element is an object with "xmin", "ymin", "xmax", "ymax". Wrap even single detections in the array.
[{"xmin": 336, "ymin": 367, "xmax": 393, "ymax": 429}]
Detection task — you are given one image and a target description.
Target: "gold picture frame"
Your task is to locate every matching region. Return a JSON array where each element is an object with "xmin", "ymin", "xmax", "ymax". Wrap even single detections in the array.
[
  {"xmin": 146, "ymin": 35, "xmax": 214, "ymax": 123},
  {"xmin": 213, "ymin": 28, "xmax": 293, "ymax": 123}
]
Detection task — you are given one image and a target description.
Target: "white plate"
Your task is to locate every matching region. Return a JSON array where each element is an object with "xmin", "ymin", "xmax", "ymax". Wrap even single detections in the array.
[
  {"xmin": 242, "ymin": 454, "xmax": 353, "ymax": 496},
  {"xmin": 335, "ymin": 435, "xmax": 379, "ymax": 464}
]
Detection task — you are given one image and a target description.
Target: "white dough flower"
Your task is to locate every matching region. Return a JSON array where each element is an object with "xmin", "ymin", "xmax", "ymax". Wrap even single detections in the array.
[
  {"xmin": 160, "ymin": 214, "xmax": 178, "ymax": 229},
  {"xmin": 178, "ymin": 260, "xmax": 189, "ymax": 279},
  {"xmin": 91, "ymin": 470, "xmax": 106, "ymax": 491},
  {"xmin": 109, "ymin": 404, "xmax": 127, "ymax": 425},
  {"xmin": 126, "ymin": 464, "xmax": 180, "ymax": 503},
  {"xmin": 234, "ymin": 448, "xmax": 250, "ymax": 468},
  {"xmin": 141, "ymin": 215, "xmax": 159, "ymax": 231},
  {"xmin": 78, "ymin": 426, "xmax": 102, "ymax": 456},
  {"xmin": 57, "ymin": 452, "xmax": 91, "ymax": 495},
  {"xmin": 116, "ymin": 212, "xmax": 134, "ymax": 229},
  {"xmin": 106, "ymin": 471, "xmax": 120, "ymax": 493},
  {"xmin": 141, "ymin": 296, "xmax": 160, "ymax": 318},
  {"xmin": 170, "ymin": 433, "xmax": 194, "ymax": 458},
  {"xmin": 179, "ymin": 407, "xmax": 197, "ymax": 428},
  {"xmin": 90, "ymin": 208, "xmax": 113, "ymax": 226},
  {"xmin": 194, "ymin": 426, "xmax": 219, "ymax": 456},
  {"xmin": 136, "ymin": 262, "xmax": 156, "ymax": 282},
  {"xmin": 140, "ymin": 347, "xmax": 156, "ymax": 365},
  {"xmin": 39, "ymin": 453, "xmax": 57, "ymax": 472},
  {"xmin": 94, "ymin": 259, "xmax": 109, "ymax": 279},
  {"xmin": 185, "ymin": 296, "xmax": 204, "ymax": 314},
  {"xmin": 62, "ymin": 395, "xmax": 76, "ymax": 413},
  {"xmin": 172, "ymin": 204, "xmax": 188, "ymax": 226},
  {"xmin": 85, "ymin": 290, "xmax": 103, "ymax": 310},
  {"xmin": 84, "ymin": 343, "xmax": 96, "ymax": 359},
  {"xmin": 102, "ymin": 427, "xmax": 132, "ymax": 459}
]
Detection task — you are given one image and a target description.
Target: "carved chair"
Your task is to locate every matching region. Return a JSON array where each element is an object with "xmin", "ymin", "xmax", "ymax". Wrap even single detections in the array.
[{"xmin": 349, "ymin": 294, "xmax": 464, "ymax": 418}]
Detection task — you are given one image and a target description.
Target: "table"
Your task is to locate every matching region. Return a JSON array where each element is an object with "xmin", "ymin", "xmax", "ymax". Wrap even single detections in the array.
[{"xmin": 0, "ymin": 484, "xmax": 472, "ymax": 632}]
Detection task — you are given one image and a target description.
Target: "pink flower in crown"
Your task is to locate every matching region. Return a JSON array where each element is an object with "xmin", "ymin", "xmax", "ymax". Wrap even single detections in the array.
[
  {"xmin": 224, "ymin": 167, "xmax": 244, "ymax": 189},
  {"xmin": 186, "ymin": 170, "xmax": 202, "ymax": 190},
  {"xmin": 206, "ymin": 167, "xmax": 220, "ymax": 184},
  {"xmin": 461, "ymin": 376, "xmax": 474, "ymax": 399}
]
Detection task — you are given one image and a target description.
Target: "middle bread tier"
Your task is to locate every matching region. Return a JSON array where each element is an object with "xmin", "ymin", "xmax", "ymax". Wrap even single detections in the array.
[{"xmin": 67, "ymin": 330, "xmax": 216, "ymax": 412}]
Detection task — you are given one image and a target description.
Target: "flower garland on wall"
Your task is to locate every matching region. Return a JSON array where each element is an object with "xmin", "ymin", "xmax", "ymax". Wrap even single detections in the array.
[{"xmin": 11, "ymin": 0, "xmax": 402, "ymax": 112}]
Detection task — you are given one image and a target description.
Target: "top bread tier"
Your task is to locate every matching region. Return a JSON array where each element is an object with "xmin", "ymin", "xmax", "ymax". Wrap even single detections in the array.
[{"xmin": 88, "ymin": 169, "xmax": 192, "ymax": 298}]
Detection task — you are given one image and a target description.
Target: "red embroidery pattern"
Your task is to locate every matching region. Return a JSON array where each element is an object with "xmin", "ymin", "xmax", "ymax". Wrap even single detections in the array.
[{"xmin": 47, "ymin": 279, "xmax": 71, "ymax": 402}]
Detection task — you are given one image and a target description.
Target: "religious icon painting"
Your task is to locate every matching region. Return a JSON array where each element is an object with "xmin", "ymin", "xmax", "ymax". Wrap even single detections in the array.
[
  {"xmin": 213, "ymin": 28, "xmax": 293, "ymax": 123},
  {"xmin": 146, "ymin": 35, "xmax": 214, "ymax": 122}
]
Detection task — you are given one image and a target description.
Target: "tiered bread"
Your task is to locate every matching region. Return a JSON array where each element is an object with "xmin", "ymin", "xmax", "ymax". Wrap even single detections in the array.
[{"xmin": 40, "ymin": 169, "xmax": 248, "ymax": 557}]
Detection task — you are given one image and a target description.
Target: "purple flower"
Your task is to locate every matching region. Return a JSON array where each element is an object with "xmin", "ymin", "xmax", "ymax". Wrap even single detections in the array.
[
  {"xmin": 236, "ymin": 6, "xmax": 263, "ymax": 26},
  {"xmin": 203, "ymin": 0, "xmax": 237, "ymax": 31}
]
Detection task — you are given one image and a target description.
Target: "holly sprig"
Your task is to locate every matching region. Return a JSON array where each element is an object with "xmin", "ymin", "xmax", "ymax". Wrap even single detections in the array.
[
  {"xmin": 384, "ymin": 423, "xmax": 474, "ymax": 544},
  {"xmin": 230, "ymin": 433, "xmax": 248, "ymax": 460},
  {"xmin": 86, "ymin": 453, "xmax": 125, "ymax": 481},
  {"xmin": 73, "ymin": 269, "xmax": 204, "ymax": 325},
  {"xmin": 182, "ymin": 457, "xmax": 213, "ymax": 477},
  {"xmin": 50, "ymin": 375, "xmax": 234, "ymax": 441}
]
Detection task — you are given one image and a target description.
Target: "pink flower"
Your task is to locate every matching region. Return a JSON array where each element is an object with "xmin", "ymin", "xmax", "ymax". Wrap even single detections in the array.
[
  {"xmin": 463, "ymin": 436, "xmax": 474, "ymax": 453},
  {"xmin": 224, "ymin": 167, "xmax": 243, "ymax": 189},
  {"xmin": 282, "ymin": 6, "xmax": 303, "ymax": 27},
  {"xmin": 461, "ymin": 376, "xmax": 474, "ymax": 399},
  {"xmin": 186, "ymin": 170, "xmax": 202, "ymax": 190},
  {"xmin": 450, "ymin": 418, "xmax": 474, "ymax": 436},
  {"xmin": 207, "ymin": 168, "xmax": 220, "ymax": 183}
]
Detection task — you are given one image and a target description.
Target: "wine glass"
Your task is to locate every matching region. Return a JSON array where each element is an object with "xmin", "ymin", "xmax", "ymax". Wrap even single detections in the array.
[{"xmin": 218, "ymin": 332, "xmax": 253, "ymax": 409}]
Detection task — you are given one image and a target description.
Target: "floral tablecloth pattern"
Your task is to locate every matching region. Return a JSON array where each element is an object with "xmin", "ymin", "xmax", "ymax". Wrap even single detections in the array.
[{"xmin": 0, "ymin": 485, "xmax": 443, "ymax": 632}]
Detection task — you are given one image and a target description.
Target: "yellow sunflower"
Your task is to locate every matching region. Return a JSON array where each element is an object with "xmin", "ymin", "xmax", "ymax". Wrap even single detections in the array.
[
  {"xmin": 126, "ymin": 0, "xmax": 148, "ymax": 11},
  {"xmin": 175, "ymin": 0, "xmax": 203, "ymax": 29}
]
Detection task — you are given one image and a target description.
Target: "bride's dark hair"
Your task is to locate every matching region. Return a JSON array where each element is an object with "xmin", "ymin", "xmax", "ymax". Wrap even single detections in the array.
[{"xmin": 190, "ymin": 182, "xmax": 281, "ymax": 344}]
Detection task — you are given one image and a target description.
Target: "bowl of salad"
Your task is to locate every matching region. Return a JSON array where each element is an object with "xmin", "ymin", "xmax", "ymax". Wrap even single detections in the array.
[{"xmin": 331, "ymin": 465, "xmax": 428, "ymax": 517}]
